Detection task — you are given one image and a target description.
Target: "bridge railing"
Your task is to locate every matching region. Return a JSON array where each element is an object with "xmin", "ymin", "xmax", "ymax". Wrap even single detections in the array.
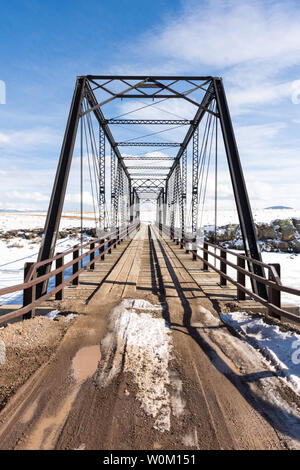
[
  {"xmin": 0, "ymin": 222, "xmax": 139, "ymax": 325},
  {"xmin": 158, "ymin": 223, "xmax": 300, "ymax": 324}
]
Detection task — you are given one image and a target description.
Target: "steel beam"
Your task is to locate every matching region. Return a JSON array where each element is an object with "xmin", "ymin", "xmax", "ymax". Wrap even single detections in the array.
[
  {"xmin": 213, "ymin": 78, "xmax": 267, "ymax": 299},
  {"xmin": 36, "ymin": 77, "xmax": 86, "ymax": 296},
  {"xmin": 111, "ymin": 147, "xmax": 116, "ymax": 226},
  {"xmin": 181, "ymin": 149, "xmax": 187, "ymax": 239},
  {"xmin": 99, "ymin": 126, "xmax": 105, "ymax": 229},
  {"xmin": 126, "ymin": 166, "xmax": 171, "ymax": 170},
  {"xmin": 123, "ymin": 156, "xmax": 175, "ymax": 161},
  {"xmin": 192, "ymin": 128, "xmax": 199, "ymax": 235},
  {"xmin": 87, "ymin": 75, "xmax": 213, "ymax": 81},
  {"xmin": 108, "ymin": 119, "xmax": 191, "ymax": 125},
  {"xmin": 117, "ymin": 142, "xmax": 181, "ymax": 147}
]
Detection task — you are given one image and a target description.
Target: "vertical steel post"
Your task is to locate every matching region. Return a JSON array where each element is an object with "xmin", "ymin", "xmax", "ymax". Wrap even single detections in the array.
[
  {"xmin": 181, "ymin": 148, "xmax": 187, "ymax": 247},
  {"xmin": 192, "ymin": 128, "xmax": 199, "ymax": 237},
  {"xmin": 99, "ymin": 125, "xmax": 106, "ymax": 230}
]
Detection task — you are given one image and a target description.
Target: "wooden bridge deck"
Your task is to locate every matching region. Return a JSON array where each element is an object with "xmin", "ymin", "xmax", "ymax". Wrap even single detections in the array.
[{"xmin": 41, "ymin": 225, "xmax": 242, "ymax": 314}]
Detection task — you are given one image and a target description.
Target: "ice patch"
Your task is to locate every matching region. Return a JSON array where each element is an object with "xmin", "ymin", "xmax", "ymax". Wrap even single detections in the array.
[
  {"xmin": 45, "ymin": 310, "xmax": 60, "ymax": 320},
  {"xmin": 220, "ymin": 311, "xmax": 300, "ymax": 394},
  {"xmin": 97, "ymin": 299, "xmax": 183, "ymax": 432}
]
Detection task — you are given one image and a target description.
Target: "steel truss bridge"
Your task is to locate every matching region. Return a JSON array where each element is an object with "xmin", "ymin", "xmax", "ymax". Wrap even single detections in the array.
[
  {"xmin": 38, "ymin": 75, "xmax": 267, "ymax": 297},
  {"xmin": 1, "ymin": 75, "xmax": 299, "ymax": 326}
]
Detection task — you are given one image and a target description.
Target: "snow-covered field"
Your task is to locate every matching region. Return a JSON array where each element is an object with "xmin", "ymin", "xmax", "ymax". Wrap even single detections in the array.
[
  {"xmin": 202, "ymin": 208, "xmax": 300, "ymax": 227},
  {"xmin": 0, "ymin": 211, "xmax": 95, "ymax": 231},
  {"xmin": 0, "ymin": 211, "xmax": 102, "ymax": 305}
]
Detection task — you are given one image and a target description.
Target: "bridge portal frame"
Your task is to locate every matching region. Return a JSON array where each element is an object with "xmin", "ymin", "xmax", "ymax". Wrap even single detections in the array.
[{"xmin": 37, "ymin": 75, "xmax": 267, "ymax": 299}]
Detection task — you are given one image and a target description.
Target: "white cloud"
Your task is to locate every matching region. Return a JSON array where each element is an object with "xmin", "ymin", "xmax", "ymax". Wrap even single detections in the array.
[
  {"xmin": 0, "ymin": 132, "xmax": 11, "ymax": 144},
  {"xmin": 227, "ymin": 81, "xmax": 295, "ymax": 109},
  {"xmin": 65, "ymin": 191, "xmax": 97, "ymax": 207},
  {"xmin": 235, "ymin": 122, "xmax": 286, "ymax": 147},
  {"xmin": 4, "ymin": 191, "xmax": 49, "ymax": 202},
  {"xmin": 144, "ymin": 1, "xmax": 300, "ymax": 71},
  {"xmin": 127, "ymin": 0, "xmax": 300, "ymax": 113},
  {"xmin": 0, "ymin": 127, "xmax": 61, "ymax": 152}
]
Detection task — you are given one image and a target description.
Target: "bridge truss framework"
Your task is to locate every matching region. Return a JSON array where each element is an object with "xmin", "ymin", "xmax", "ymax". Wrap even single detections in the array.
[{"xmin": 37, "ymin": 75, "xmax": 267, "ymax": 299}]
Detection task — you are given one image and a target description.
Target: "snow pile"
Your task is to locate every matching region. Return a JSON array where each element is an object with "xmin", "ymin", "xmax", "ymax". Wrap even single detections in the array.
[
  {"xmin": 220, "ymin": 311, "xmax": 300, "ymax": 394},
  {"xmin": 97, "ymin": 299, "xmax": 183, "ymax": 432}
]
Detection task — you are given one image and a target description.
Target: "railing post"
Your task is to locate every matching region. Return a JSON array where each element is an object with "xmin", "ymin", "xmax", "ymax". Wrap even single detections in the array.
[
  {"xmin": 108, "ymin": 236, "xmax": 112, "ymax": 254},
  {"xmin": 180, "ymin": 234, "xmax": 184, "ymax": 249},
  {"xmin": 72, "ymin": 245, "xmax": 79, "ymax": 286},
  {"xmin": 100, "ymin": 239, "xmax": 105, "ymax": 261},
  {"xmin": 268, "ymin": 263, "xmax": 281, "ymax": 319},
  {"xmin": 220, "ymin": 249, "xmax": 227, "ymax": 286},
  {"xmin": 23, "ymin": 262, "xmax": 35, "ymax": 319},
  {"xmin": 237, "ymin": 257, "xmax": 246, "ymax": 300},
  {"xmin": 203, "ymin": 242, "xmax": 208, "ymax": 271},
  {"xmin": 117, "ymin": 227, "xmax": 121, "ymax": 245},
  {"xmin": 192, "ymin": 238, "xmax": 197, "ymax": 261},
  {"xmin": 90, "ymin": 242, "xmax": 95, "ymax": 270},
  {"xmin": 55, "ymin": 253, "xmax": 64, "ymax": 300}
]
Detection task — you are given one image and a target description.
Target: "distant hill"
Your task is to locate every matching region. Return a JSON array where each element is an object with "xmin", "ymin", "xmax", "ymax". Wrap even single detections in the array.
[{"xmin": 264, "ymin": 206, "xmax": 293, "ymax": 210}]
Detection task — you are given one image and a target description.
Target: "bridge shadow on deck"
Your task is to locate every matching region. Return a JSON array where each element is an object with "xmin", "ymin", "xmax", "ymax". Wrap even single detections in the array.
[{"xmin": 148, "ymin": 226, "xmax": 300, "ymax": 444}]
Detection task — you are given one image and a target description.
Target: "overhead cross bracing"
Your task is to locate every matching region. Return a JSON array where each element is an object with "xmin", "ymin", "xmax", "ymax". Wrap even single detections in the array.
[{"xmin": 37, "ymin": 75, "xmax": 268, "ymax": 300}]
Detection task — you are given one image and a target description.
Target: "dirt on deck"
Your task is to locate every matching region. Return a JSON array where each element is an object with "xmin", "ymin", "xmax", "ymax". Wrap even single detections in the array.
[{"xmin": 0, "ymin": 316, "xmax": 72, "ymax": 411}]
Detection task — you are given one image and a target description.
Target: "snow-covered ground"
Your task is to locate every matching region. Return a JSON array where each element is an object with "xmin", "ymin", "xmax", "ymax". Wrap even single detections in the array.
[
  {"xmin": 202, "ymin": 208, "xmax": 300, "ymax": 227},
  {"xmin": 0, "ymin": 211, "xmax": 95, "ymax": 231},
  {"xmin": 220, "ymin": 311, "xmax": 300, "ymax": 395}
]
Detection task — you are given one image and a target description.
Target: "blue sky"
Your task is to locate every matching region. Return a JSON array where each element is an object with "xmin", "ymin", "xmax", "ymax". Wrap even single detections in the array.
[{"xmin": 0, "ymin": 0, "xmax": 300, "ymax": 212}]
